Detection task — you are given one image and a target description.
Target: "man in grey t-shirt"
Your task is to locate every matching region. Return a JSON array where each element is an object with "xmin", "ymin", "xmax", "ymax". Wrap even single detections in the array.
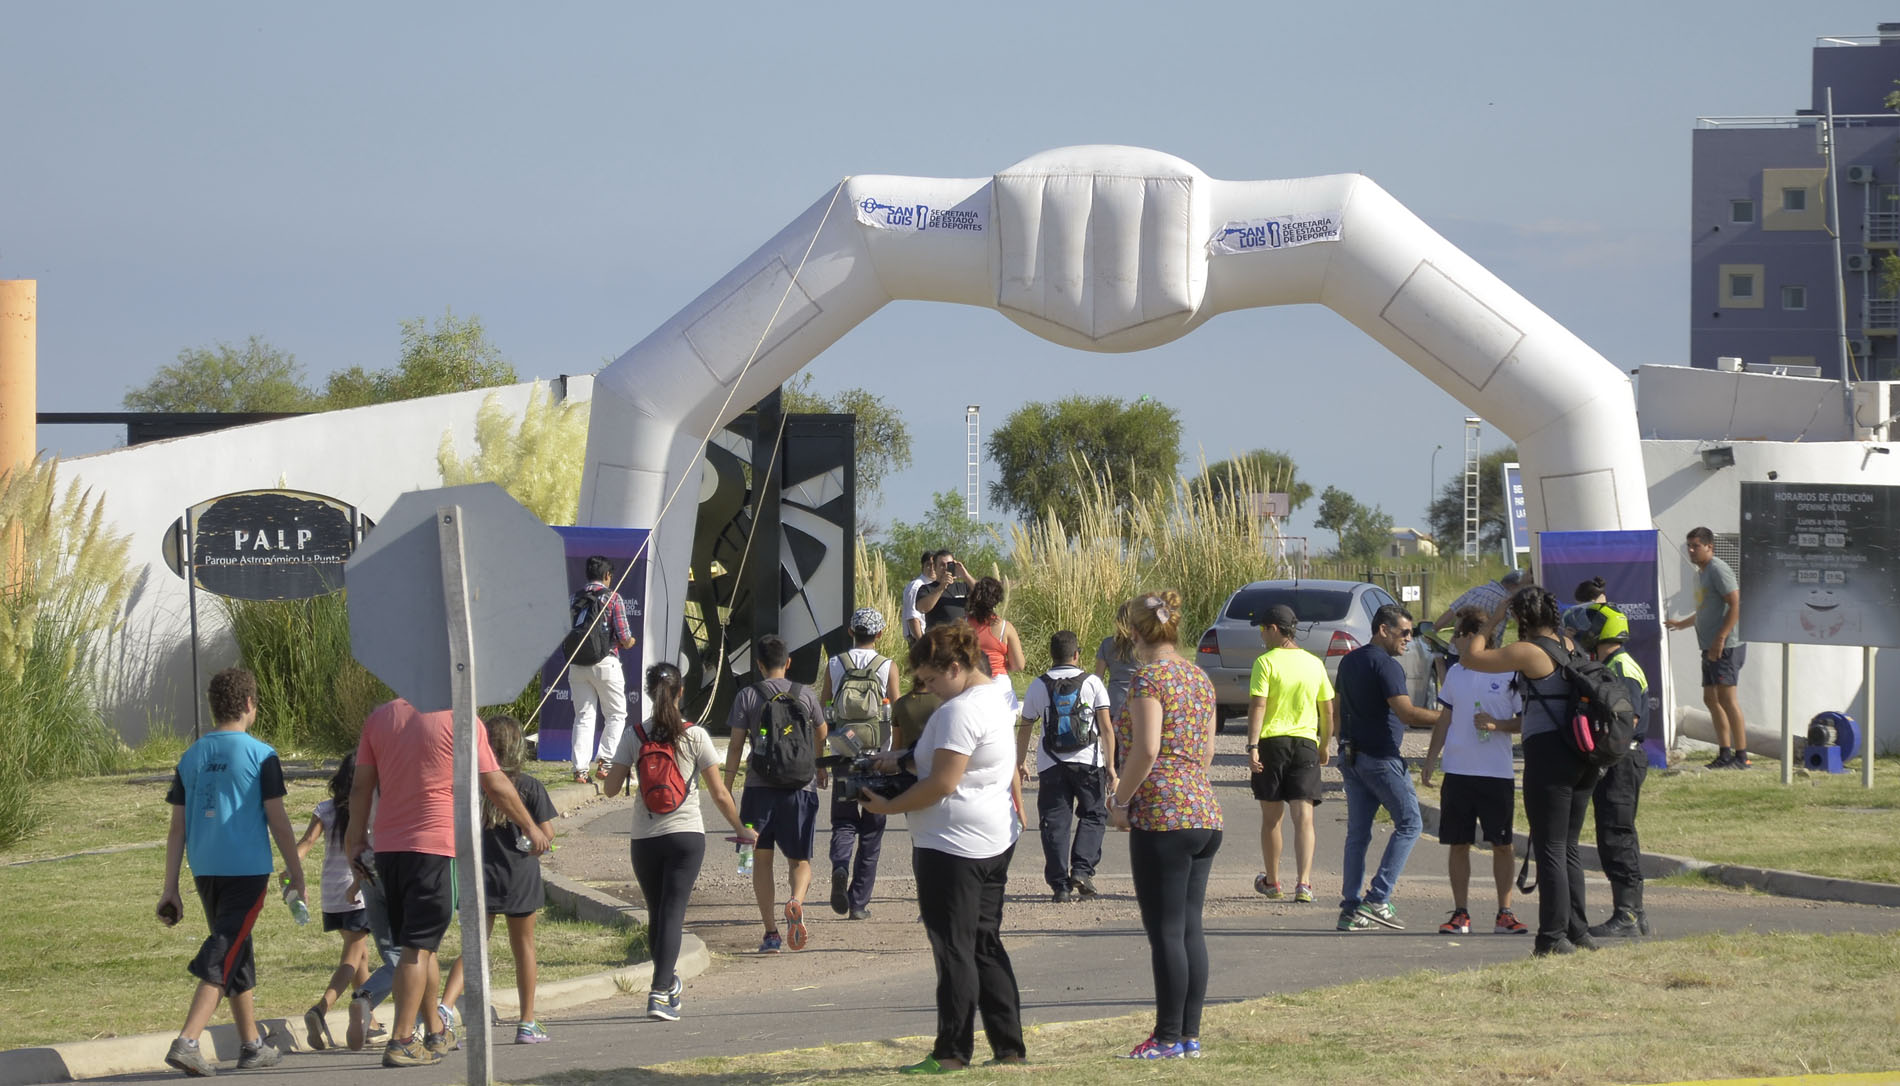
[{"xmin": 1666, "ymin": 526, "xmax": 1749, "ymax": 769}]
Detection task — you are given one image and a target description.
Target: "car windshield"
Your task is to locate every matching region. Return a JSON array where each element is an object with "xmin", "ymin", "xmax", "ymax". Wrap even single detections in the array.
[{"xmin": 1223, "ymin": 586, "xmax": 1354, "ymax": 624}]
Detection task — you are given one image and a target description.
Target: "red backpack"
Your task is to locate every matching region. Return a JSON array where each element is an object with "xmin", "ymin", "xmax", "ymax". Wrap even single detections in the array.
[{"xmin": 632, "ymin": 722, "xmax": 691, "ymax": 815}]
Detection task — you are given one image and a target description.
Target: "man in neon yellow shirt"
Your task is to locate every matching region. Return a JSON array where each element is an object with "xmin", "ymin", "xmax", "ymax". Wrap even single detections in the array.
[{"xmin": 1246, "ymin": 604, "xmax": 1335, "ymax": 904}]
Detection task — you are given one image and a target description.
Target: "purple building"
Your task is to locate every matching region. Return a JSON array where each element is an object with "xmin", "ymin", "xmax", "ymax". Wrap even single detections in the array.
[{"xmin": 1692, "ymin": 28, "xmax": 1900, "ymax": 382}]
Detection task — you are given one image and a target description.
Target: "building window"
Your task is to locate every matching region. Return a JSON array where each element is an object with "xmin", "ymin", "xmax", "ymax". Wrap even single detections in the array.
[
  {"xmin": 1781, "ymin": 285, "xmax": 1807, "ymax": 310},
  {"xmin": 1729, "ymin": 273, "xmax": 1756, "ymax": 299},
  {"xmin": 1782, "ymin": 187, "xmax": 1807, "ymax": 212},
  {"xmin": 1730, "ymin": 199, "xmax": 1754, "ymax": 223}
]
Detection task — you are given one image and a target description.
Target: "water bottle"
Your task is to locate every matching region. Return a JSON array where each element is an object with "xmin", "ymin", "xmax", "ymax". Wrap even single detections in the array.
[
  {"xmin": 736, "ymin": 824, "xmax": 755, "ymax": 877},
  {"xmin": 281, "ymin": 878, "xmax": 310, "ymax": 925}
]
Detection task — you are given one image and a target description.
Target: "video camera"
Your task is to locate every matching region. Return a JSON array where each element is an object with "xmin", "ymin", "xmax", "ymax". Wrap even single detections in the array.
[{"xmin": 817, "ymin": 729, "xmax": 915, "ymax": 804}]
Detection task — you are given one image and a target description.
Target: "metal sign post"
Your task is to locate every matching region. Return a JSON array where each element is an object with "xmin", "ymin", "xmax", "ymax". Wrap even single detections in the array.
[{"xmin": 436, "ymin": 505, "xmax": 494, "ymax": 1083}]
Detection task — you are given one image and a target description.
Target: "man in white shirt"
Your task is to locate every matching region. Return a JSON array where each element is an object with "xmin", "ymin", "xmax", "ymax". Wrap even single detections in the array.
[
  {"xmin": 1015, "ymin": 630, "xmax": 1116, "ymax": 903},
  {"xmin": 900, "ymin": 551, "xmax": 935, "ymax": 644},
  {"xmin": 1419, "ymin": 609, "xmax": 1530, "ymax": 936}
]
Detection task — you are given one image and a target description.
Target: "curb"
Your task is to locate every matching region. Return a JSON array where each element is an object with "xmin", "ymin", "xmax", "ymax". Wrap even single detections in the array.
[
  {"xmin": 1415, "ymin": 801, "xmax": 1900, "ymax": 909},
  {"xmin": 0, "ymin": 783, "xmax": 692, "ymax": 1084}
]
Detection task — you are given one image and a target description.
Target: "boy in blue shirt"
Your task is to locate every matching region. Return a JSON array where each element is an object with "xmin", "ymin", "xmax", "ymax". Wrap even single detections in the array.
[{"xmin": 157, "ymin": 667, "xmax": 305, "ymax": 1076}]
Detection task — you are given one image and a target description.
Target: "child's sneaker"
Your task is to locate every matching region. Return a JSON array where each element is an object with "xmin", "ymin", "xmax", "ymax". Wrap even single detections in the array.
[
  {"xmin": 305, "ymin": 1003, "xmax": 334, "ymax": 1050},
  {"xmin": 784, "ymin": 900, "xmax": 808, "ymax": 950},
  {"xmin": 382, "ymin": 1039, "xmax": 442, "ymax": 1067},
  {"xmin": 1494, "ymin": 908, "xmax": 1530, "ymax": 934},
  {"xmin": 1253, "ymin": 874, "xmax": 1283, "ymax": 899},
  {"xmin": 516, "ymin": 1020, "xmax": 551, "ymax": 1043},
  {"xmin": 1122, "ymin": 1034, "xmax": 1185, "ymax": 1059},
  {"xmin": 758, "ymin": 931, "xmax": 783, "ymax": 954},
  {"xmin": 1293, "ymin": 883, "xmax": 1315, "ymax": 903},
  {"xmin": 1439, "ymin": 908, "xmax": 1471, "ymax": 934},
  {"xmin": 1181, "ymin": 1038, "xmax": 1203, "ymax": 1058},
  {"xmin": 164, "ymin": 1037, "xmax": 216, "ymax": 1077},
  {"xmin": 236, "ymin": 1040, "xmax": 281, "ymax": 1070}
]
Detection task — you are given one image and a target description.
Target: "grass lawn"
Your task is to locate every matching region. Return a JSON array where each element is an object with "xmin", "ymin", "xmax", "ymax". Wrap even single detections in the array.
[
  {"xmin": 0, "ymin": 764, "xmax": 640, "ymax": 1050},
  {"xmin": 540, "ymin": 932, "xmax": 1900, "ymax": 1086},
  {"xmin": 1633, "ymin": 756, "xmax": 1900, "ymax": 883}
]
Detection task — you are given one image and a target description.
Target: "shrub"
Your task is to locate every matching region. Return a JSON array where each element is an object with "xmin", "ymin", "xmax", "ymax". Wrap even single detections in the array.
[
  {"xmin": 0, "ymin": 458, "xmax": 134, "ymax": 846},
  {"xmin": 222, "ymin": 592, "xmax": 391, "ymax": 755}
]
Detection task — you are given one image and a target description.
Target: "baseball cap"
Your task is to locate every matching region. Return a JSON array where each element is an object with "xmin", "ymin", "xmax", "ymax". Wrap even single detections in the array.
[
  {"xmin": 1260, "ymin": 604, "xmax": 1299, "ymax": 631},
  {"xmin": 849, "ymin": 607, "xmax": 886, "ymax": 636}
]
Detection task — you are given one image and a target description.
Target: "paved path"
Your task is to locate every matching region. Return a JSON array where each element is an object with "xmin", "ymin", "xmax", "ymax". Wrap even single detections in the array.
[{"xmin": 84, "ymin": 733, "xmax": 1900, "ymax": 1082}]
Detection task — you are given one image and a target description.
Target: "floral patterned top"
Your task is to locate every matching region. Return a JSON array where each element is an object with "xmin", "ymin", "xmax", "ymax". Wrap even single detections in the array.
[{"xmin": 1116, "ymin": 657, "xmax": 1222, "ymax": 832}]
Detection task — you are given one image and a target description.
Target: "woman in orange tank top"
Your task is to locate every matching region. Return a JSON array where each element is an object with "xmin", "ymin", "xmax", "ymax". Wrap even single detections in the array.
[{"xmin": 965, "ymin": 577, "xmax": 1026, "ymax": 706}]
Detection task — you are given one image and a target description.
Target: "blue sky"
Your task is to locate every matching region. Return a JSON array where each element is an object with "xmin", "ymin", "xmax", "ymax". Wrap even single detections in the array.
[{"xmin": 2, "ymin": 2, "xmax": 1881, "ymax": 548}]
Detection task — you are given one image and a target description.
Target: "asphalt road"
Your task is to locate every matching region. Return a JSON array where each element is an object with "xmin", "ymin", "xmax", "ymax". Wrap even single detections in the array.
[{"xmin": 93, "ymin": 734, "xmax": 1900, "ymax": 1083}]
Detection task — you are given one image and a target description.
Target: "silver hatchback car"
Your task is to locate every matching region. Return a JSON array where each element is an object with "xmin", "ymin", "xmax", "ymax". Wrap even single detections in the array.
[{"xmin": 1194, "ymin": 579, "xmax": 1439, "ymax": 727}]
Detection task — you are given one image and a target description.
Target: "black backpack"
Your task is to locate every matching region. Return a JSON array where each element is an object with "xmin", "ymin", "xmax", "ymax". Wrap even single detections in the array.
[
  {"xmin": 748, "ymin": 684, "xmax": 817, "ymax": 789},
  {"xmin": 562, "ymin": 587, "xmax": 616, "ymax": 666},
  {"xmin": 1039, "ymin": 673, "xmax": 1095, "ymax": 755},
  {"xmin": 1527, "ymin": 636, "xmax": 1639, "ymax": 769}
]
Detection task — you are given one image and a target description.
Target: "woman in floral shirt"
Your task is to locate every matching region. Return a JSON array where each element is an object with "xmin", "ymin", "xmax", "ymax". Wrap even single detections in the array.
[{"xmin": 1108, "ymin": 590, "xmax": 1222, "ymax": 1060}]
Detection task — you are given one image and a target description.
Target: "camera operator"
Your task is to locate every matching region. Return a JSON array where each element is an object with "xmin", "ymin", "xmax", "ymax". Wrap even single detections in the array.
[
  {"xmin": 918, "ymin": 550, "xmax": 974, "ymax": 633},
  {"xmin": 858, "ymin": 624, "xmax": 1026, "ymax": 1073}
]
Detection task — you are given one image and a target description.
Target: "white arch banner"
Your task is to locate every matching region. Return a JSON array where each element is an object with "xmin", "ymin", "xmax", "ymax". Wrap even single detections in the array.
[{"xmin": 580, "ymin": 146, "xmax": 1649, "ymax": 666}]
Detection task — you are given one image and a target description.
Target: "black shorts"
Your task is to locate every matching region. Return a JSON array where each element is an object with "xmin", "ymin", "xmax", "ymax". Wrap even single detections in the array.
[
  {"xmin": 322, "ymin": 907, "xmax": 370, "ymax": 933},
  {"xmin": 1701, "ymin": 645, "xmax": 1746, "ymax": 687},
  {"xmin": 1438, "ymin": 773, "xmax": 1515, "ymax": 847},
  {"xmin": 375, "ymin": 851, "xmax": 457, "ymax": 952},
  {"xmin": 188, "ymin": 874, "xmax": 270, "ymax": 995},
  {"xmin": 1250, "ymin": 735, "xmax": 1323, "ymax": 803},
  {"xmin": 739, "ymin": 786, "xmax": 819, "ymax": 860}
]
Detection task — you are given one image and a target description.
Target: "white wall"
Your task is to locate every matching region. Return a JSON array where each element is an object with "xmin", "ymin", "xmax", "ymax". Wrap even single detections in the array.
[
  {"xmin": 51, "ymin": 377, "xmax": 591, "ymax": 744},
  {"xmin": 1644, "ymin": 438, "xmax": 1900, "ymax": 754}
]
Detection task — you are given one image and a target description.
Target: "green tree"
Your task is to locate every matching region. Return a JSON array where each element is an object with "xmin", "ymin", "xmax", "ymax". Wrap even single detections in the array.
[
  {"xmin": 986, "ymin": 395, "xmax": 1182, "ymax": 526},
  {"xmin": 323, "ymin": 309, "xmax": 516, "ymax": 408},
  {"xmin": 1315, "ymin": 485, "xmax": 1393, "ymax": 560},
  {"xmin": 781, "ymin": 374, "xmax": 913, "ymax": 511},
  {"xmin": 1193, "ymin": 449, "xmax": 1313, "ymax": 513},
  {"xmin": 1427, "ymin": 444, "xmax": 1519, "ymax": 554},
  {"xmin": 882, "ymin": 489, "xmax": 1005, "ymax": 581},
  {"xmin": 122, "ymin": 336, "xmax": 315, "ymax": 412},
  {"xmin": 1315, "ymin": 486, "xmax": 1357, "ymax": 554}
]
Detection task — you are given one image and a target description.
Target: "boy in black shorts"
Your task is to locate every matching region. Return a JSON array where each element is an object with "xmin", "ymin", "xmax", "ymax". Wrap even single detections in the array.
[{"xmin": 157, "ymin": 667, "xmax": 306, "ymax": 1076}]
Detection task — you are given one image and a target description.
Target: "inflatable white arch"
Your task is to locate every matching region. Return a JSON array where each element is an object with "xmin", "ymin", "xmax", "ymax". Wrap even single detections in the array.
[{"xmin": 580, "ymin": 145, "xmax": 1649, "ymax": 666}]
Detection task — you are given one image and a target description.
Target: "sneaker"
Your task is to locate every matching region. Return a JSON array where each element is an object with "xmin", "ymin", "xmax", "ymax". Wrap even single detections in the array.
[
  {"xmin": 898, "ymin": 1055, "xmax": 968, "ymax": 1074},
  {"xmin": 1293, "ymin": 883, "xmax": 1315, "ymax": 903},
  {"xmin": 1532, "ymin": 937, "xmax": 1577, "ymax": 957},
  {"xmin": 1181, "ymin": 1038, "xmax": 1203, "ymax": 1058},
  {"xmin": 784, "ymin": 900, "xmax": 808, "ymax": 950},
  {"xmin": 1728, "ymin": 753, "xmax": 1753, "ymax": 770},
  {"xmin": 1439, "ymin": 908, "xmax": 1471, "ymax": 934},
  {"xmin": 1051, "ymin": 886, "xmax": 1073, "ymax": 903},
  {"xmin": 437, "ymin": 1002, "xmax": 459, "ymax": 1035},
  {"xmin": 347, "ymin": 996, "xmax": 371, "ymax": 1051},
  {"xmin": 382, "ymin": 1039, "xmax": 442, "ymax": 1067},
  {"xmin": 304, "ymin": 1004, "xmax": 333, "ymax": 1050},
  {"xmin": 164, "ymin": 1037, "xmax": 216, "ymax": 1077},
  {"xmin": 759, "ymin": 930, "xmax": 783, "ymax": 954},
  {"xmin": 1254, "ymin": 874, "xmax": 1283, "ymax": 899},
  {"xmin": 1122, "ymin": 1034, "xmax": 1186, "ymax": 1059},
  {"xmin": 647, "ymin": 988, "xmax": 680, "ymax": 1021},
  {"xmin": 1356, "ymin": 900, "xmax": 1404, "ymax": 929},
  {"xmin": 1494, "ymin": 908, "xmax": 1530, "ymax": 935},
  {"xmin": 830, "ymin": 866, "xmax": 849, "ymax": 915},
  {"xmin": 235, "ymin": 1041, "xmax": 280, "ymax": 1070},
  {"xmin": 1571, "ymin": 931, "xmax": 1602, "ymax": 952},
  {"xmin": 1070, "ymin": 874, "xmax": 1098, "ymax": 898},
  {"xmin": 424, "ymin": 1026, "xmax": 457, "ymax": 1055},
  {"xmin": 1704, "ymin": 751, "xmax": 1733, "ymax": 770},
  {"xmin": 516, "ymin": 1020, "xmax": 551, "ymax": 1043},
  {"xmin": 849, "ymin": 907, "xmax": 872, "ymax": 920},
  {"xmin": 1587, "ymin": 908, "xmax": 1645, "ymax": 939},
  {"xmin": 1337, "ymin": 907, "xmax": 1371, "ymax": 931},
  {"xmin": 366, "ymin": 1018, "xmax": 387, "ymax": 1042}
]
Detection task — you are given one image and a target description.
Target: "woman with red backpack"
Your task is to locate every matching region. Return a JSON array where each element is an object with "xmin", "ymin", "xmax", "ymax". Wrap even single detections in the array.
[{"xmin": 603, "ymin": 663, "xmax": 756, "ymax": 1021}]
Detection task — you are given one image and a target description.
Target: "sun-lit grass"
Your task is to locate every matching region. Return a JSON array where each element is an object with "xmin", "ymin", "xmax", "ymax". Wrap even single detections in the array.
[{"xmin": 534, "ymin": 932, "xmax": 1900, "ymax": 1086}]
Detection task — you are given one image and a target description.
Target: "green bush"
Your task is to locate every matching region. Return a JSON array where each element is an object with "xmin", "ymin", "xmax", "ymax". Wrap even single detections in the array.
[
  {"xmin": 222, "ymin": 592, "xmax": 391, "ymax": 755},
  {"xmin": 0, "ymin": 458, "xmax": 134, "ymax": 846}
]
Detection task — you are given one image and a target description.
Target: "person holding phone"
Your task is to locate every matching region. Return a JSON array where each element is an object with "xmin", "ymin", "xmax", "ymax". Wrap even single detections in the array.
[{"xmin": 919, "ymin": 550, "xmax": 974, "ymax": 632}]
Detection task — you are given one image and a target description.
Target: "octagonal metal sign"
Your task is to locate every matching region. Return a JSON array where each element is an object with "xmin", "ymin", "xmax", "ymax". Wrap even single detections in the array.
[{"xmin": 344, "ymin": 483, "xmax": 567, "ymax": 712}]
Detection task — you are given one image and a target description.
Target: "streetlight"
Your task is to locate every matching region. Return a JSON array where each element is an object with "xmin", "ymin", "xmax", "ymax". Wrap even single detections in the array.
[{"xmin": 1429, "ymin": 444, "xmax": 1444, "ymax": 524}]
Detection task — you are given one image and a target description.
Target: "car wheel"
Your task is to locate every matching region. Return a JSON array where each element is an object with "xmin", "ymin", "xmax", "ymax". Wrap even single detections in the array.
[{"xmin": 1215, "ymin": 705, "xmax": 1244, "ymax": 734}]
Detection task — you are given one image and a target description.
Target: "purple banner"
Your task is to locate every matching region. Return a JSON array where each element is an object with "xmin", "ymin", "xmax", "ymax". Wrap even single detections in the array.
[
  {"xmin": 1537, "ymin": 530, "xmax": 1666, "ymax": 768},
  {"xmin": 536, "ymin": 526, "xmax": 648, "ymax": 763}
]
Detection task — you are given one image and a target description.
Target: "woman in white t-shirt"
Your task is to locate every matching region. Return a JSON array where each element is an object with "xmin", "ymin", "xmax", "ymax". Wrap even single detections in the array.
[
  {"xmin": 604, "ymin": 663, "xmax": 756, "ymax": 1023},
  {"xmin": 860, "ymin": 623, "xmax": 1026, "ymax": 1074}
]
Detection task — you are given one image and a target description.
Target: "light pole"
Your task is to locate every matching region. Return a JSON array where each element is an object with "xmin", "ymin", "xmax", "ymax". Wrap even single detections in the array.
[{"xmin": 1429, "ymin": 444, "xmax": 1444, "ymax": 526}]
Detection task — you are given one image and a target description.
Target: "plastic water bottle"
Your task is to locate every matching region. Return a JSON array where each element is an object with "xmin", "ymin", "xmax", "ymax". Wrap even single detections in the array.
[
  {"xmin": 281, "ymin": 879, "xmax": 310, "ymax": 926},
  {"xmin": 736, "ymin": 824, "xmax": 755, "ymax": 877}
]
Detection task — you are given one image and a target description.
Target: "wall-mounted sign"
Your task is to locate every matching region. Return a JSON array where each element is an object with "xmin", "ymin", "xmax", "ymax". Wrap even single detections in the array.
[
  {"xmin": 164, "ymin": 490, "xmax": 366, "ymax": 601},
  {"xmin": 1739, "ymin": 481, "xmax": 1900, "ymax": 648}
]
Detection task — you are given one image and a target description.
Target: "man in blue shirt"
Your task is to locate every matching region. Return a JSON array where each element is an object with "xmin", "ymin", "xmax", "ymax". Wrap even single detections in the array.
[
  {"xmin": 1333, "ymin": 605, "xmax": 1440, "ymax": 932},
  {"xmin": 158, "ymin": 667, "xmax": 305, "ymax": 1076}
]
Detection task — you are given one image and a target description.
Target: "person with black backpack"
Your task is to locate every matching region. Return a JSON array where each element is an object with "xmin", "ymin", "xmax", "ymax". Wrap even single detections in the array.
[
  {"xmin": 1564, "ymin": 602, "xmax": 1653, "ymax": 939},
  {"xmin": 563, "ymin": 556, "xmax": 636, "ymax": 786},
  {"xmin": 1015, "ymin": 630, "xmax": 1115, "ymax": 903},
  {"xmin": 721, "ymin": 635, "xmax": 828, "ymax": 954},
  {"xmin": 1453, "ymin": 586, "xmax": 1602, "ymax": 957},
  {"xmin": 819, "ymin": 608, "xmax": 900, "ymax": 919}
]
